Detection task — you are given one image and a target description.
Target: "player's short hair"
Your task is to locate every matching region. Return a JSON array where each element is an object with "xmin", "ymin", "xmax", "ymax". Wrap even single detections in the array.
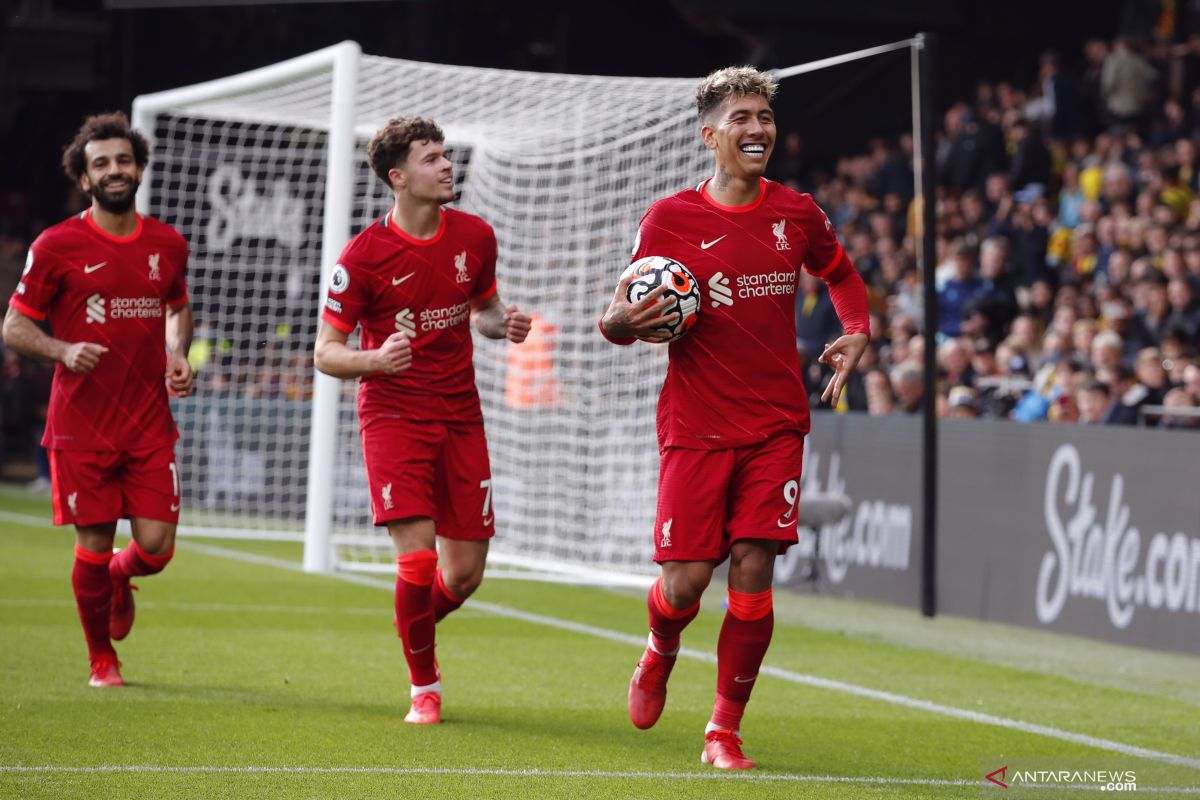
[
  {"xmin": 695, "ymin": 66, "xmax": 778, "ymax": 121},
  {"xmin": 61, "ymin": 112, "xmax": 150, "ymax": 183},
  {"xmin": 367, "ymin": 117, "xmax": 445, "ymax": 187}
]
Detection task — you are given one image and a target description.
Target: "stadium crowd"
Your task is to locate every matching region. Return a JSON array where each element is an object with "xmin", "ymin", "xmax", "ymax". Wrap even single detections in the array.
[
  {"xmin": 3, "ymin": 31, "xmax": 1200, "ymax": 482},
  {"xmin": 786, "ymin": 34, "xmax": 1200, "ymax": 430}
]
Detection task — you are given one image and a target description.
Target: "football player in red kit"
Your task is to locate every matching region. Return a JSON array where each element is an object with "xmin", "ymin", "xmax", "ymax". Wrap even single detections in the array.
[
  {"xmin": 315, "ymin": 117, "xmax": 531, "ymax": 725},
  {"xmin": 600, "ymin": 67, "xmax": 870, "ymax": 769},
  {"xmin": 2, "ymin": 112, "xmax": 194, "ymax": 687}
]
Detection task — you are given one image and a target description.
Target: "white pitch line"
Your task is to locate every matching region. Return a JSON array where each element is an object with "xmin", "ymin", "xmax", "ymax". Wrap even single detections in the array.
[
  {"xmin": 0, "ymin": 764, "xmax": 967, "ymax": 783},
  {"xmin": 0, "ymin": 597, "xmax": 389, "ymax": 617},
  {"xmin": 0, "ymin": 765, "xmax": 1196, "ymax": 794},
  {"xmin": 4, "ymin": 514, "xmax": 1200, "ymax": 773}
]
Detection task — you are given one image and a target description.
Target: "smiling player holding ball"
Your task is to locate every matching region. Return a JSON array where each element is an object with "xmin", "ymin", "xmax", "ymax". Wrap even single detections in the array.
[{"xmin": 599, "ymin": 66, "xmax": 871, "ymax": 769}]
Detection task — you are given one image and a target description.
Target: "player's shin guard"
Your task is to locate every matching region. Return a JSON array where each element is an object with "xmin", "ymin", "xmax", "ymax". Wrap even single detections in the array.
[
  {"xmin": 72, "ymin": 545, "xmax": 115, "ymax": 659},
  {"xmin": 110, "ymin": 540, "xmax": 174, "ymax": 579},
  {"xmin": 646, "ymin": 577, "xmax": 700, "ymax": 655},
  {"xmin": 431, "ymin": 567, "xmax": 466, "ymax": 622},
  {"xmin": 395, "ymin": 550, "xmax": 439, "ymax": 687},
  {"xmin": 711, "ymin": 588, "xmax": 774, "ymax": 731}
]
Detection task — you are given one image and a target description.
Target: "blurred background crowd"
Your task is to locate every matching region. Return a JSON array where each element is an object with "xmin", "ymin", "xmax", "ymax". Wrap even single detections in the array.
[
  {"xmin": 3, "ymin": 0, "xmax": 1199, "ymax": 487},
  {"xmin": 786, "ymin": 33, "xmax": 1200, "ymax": 430}
]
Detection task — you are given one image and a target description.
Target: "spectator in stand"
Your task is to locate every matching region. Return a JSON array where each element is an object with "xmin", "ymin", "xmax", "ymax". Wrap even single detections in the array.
[
  {"xmin": 795, "ymin": 271, "xmax": 841, "ymax": 359},
  {"xmin": 1094, "ymin": 363, "xmax": 1140, "ymax": 424},
  {"xmin": 1165, "ymin": 277, "xmax": 1200, "ymax": 336},
  {"xmin": 969, "ymin": 236, "xmax": 1019, "ymax": 344},
  {"xmin": 937, "ymin": 242, "xmax": 983, "ymax": 337},
  {"xmin": 1135, "ymin": 272, "xmax": 1172, "ymax": 344},
  {"xmin": 776, "ymin": 132, "xmax": 805, "ymax": 190},
  {"xmin": 1037, "ymin": 51, "xmax": 1084, "ymax": 142},
  {"xmin": 938, "ymin": 338, "xmax": 974, "ymax": 389},
  {"xmin": 1072, "ymin": 318, "xmax": 1099, "ymax": 362},
  {"xmin": 946, "ymin": 386, "xmax": 980, "ymax": 418},
  {"xmin": 1058, "ymin": 162, "xmax": 1086, "ymax": 229},
  {"xmin": 891, "ymin": 362, "xmax": 924, "ymax": 414},
  {"xmin": 1077, "ymin": 379, "xmax": 1113, "ymax": 424},
  {"xmin": 1101, "ymin": 37, "xmax": 1158, "ymax": 132},
  {"xmin": 1007, "ymin": 120, "xmax": 1052, "ymax": 191},
  {"xmin": 1159, "ymin": 387, "xmax": 1200, "ymax": 428},
  {"xmin": 1081, "ymin": 39, "xmax": 1112, "ymax": 135},
  {"xmin": 1133, "ymin": 347, "xmax": 1169, "ymax": 405},
  {"xmin": 1091, "ymin": 329, "xmax": 1126, "ymax": 372},
  {"xmin": 864, "ymin": 369, "xmax": 896, "ymax": 416}
]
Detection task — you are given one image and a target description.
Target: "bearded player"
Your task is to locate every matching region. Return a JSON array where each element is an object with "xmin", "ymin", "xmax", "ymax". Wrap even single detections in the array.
[
  {"xmin": 2, "ymin": 112, "xmax": 194, "ymax": 687},
  {"xmin": 599, "ymin": 67, "xmax": 870, "ymax": 769},
  {"xmin": 314, "ymin": 117, "xmax": 531, "ymax": 725}
]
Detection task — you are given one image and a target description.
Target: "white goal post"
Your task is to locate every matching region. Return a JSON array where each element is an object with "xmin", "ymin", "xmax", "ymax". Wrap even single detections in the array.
[{"xmin": 132, "ymin": 39, "xmax": 920, "ymax": 583}]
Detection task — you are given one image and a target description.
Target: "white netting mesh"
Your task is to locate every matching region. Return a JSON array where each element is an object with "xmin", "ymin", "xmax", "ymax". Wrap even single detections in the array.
[{"xmin": 144, "ymin": 51, "xmax": 708, "ymax": 577}]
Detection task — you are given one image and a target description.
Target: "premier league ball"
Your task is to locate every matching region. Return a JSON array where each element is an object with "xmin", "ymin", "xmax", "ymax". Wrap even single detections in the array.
[{"xmin": 623, "ymin": 255, "xmax": 701, "ymax": 342}]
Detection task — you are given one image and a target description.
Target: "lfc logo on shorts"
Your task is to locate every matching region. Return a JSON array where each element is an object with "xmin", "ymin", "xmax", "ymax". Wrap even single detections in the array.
[
  {"xmin": 148, "ymin": 253, "xmax": 162, "ymax": 281},
  {"xmin": 381, "ymin": 482, "xmax": 394, "ymax": 511},
  {"xmin": 660, "ymin": 518, "xmax": 673, "ymax": 548},
  {"xmin": 68, "ymin": 492, "xmax": 79, "ymax": 516}
]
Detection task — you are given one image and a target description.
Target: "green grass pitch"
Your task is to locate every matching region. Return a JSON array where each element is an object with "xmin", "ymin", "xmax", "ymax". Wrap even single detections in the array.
[{"xmin": 1, "ymin": 486, "xmax": 1198, "ymax": 799}]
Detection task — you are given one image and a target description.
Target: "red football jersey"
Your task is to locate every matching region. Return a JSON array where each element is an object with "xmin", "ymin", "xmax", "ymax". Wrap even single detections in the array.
[
  {"xmin": 10, "ymin": 210, "xmax": 189, "ymax": 451},
  {"xmin": 631, "ymin": 178, "xmax": 856, "ymax": 449},
  {"xmin": 320, "ymin": 208, "xmax": 498, "ymax": 423}
]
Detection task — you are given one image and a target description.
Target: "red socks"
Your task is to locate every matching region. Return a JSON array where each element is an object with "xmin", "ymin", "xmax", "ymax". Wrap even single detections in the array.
[
  {"xmin": 110, "ymin": 540, "xmax": 174, "ymax": 580},
  {"xmin": 72, "ymin": 545, "xmax": 115, "ymax": 661},
  {"xmin": 711, "ymin": 588, "xmax": 774, "ymax": 731},
  {"xmin": 431, "ymin": 568, "xmax": 465, "ymax": 622},
  {"xmin": 395, "ymin": 550, "xmax": 439, "ymax": 687},
  {"xmin": 646, "ymin": 577, "xmax": 700, "ymax": 655}
]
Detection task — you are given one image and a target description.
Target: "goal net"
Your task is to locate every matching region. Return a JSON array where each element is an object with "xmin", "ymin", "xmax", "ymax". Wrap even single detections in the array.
[
  {"xmin": 134, "ymin": 39, "xmax": 918, "ymax": 583},
  {"xmin": 134, "ymin": 43, "xmax": 706, "ymax": 580}
]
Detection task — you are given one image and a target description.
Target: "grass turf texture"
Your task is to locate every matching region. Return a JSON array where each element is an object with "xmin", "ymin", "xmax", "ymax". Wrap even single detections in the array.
[{"xmin": 1, "ymin": 486, "xmax": 1198, "ymax": 799}]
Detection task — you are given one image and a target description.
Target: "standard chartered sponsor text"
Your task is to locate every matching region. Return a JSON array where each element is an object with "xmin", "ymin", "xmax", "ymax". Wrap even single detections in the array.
[
  {"xmin": 109, "ymin": 297, "xmax": 163, "ymax": 319},
  {"xmin": 420, "ymin": 302, "xmax": 469, "ymax": 331},
  {"xmin": 737, "ymin": 271, "xmax": 796, "ymax": 299},
  {"xmin": 1037, "ymin": 443, "xmax": 1200, "ymax": 628}
]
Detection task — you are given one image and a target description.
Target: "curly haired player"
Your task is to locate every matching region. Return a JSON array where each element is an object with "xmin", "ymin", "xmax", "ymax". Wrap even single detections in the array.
[{"xmin": 600, "ymin": 67, "xmax": 870, "ymax": 769}]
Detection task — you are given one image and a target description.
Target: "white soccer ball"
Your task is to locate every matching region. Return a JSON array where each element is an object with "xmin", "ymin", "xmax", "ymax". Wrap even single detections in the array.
[{"xmin": 622, "ymin": 256, "xmax": 700, "ymax": 342}]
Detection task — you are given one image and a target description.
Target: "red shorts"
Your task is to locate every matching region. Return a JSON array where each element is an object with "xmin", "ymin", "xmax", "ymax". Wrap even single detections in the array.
[
  {"xmin": 654, "ymin": 432, "xmax": 804, "ymax": 563},
  {"xmin": 361, "ymin": 418, "xmax": 495, "ymax": 539},
  {"xmin": 49, "ymin": 445, "xmax": 181, "ymax": 527}
]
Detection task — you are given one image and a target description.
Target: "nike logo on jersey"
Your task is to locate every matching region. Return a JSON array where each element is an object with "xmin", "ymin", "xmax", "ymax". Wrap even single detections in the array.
[
  {"xmin": 392, "ymin": 272, "xmax": 415, "ymax": 286},
  {"xmin": 170, "ymin": 503, "xmax": 181, "ymax": 512},
  {"xmin": 83, "ymin": 262, "xmax": 108, "ymax": 273},
  {"xmin": 700, "ymin": 235, "xmax": 727, "ymax": 250},
  {"xmin": 482, "ymin": 516, "xmax": 494, "ymax": 527}
]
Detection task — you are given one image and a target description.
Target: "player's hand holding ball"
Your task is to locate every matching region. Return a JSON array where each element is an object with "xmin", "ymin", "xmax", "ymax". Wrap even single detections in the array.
[
  {"xmin": 503, "ymin": 305, "xmax": 532, "ymax": 344},
  {"xmin": 376, "ymin": 332, "xmax": 413, "ymax": 375},
  {"xmin": 61, "ymin": 341, "xmax": 108, "ymax": 374},
  {"xmin": 165, "ymin": 352, "xmax": 194, "ymax": 397},
  {"xmin": 602, "ymin": 257, "xmax": 698, "ymax": 343}
]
